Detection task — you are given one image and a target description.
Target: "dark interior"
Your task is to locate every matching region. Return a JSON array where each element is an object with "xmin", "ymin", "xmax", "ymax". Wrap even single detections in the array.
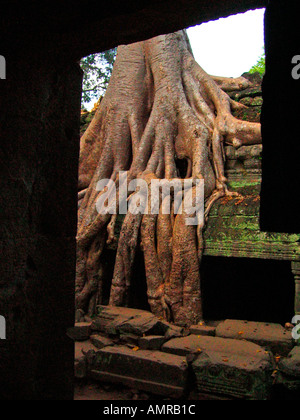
[
  {"xmin": 201, "ymin": 256, "xmax": 295, "ymax": 325},
  {"xmin": 103, "ymin": 251, "xmax": 295, "ymax": 326}
]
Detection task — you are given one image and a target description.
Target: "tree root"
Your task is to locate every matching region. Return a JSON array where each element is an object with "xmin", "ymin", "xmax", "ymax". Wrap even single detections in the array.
[{"xmin": 75, "ymin": 30, "xmax": 262, "ymax": 326}]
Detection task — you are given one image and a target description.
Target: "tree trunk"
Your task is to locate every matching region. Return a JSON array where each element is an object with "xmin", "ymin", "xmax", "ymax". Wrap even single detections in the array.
[{"xmin": 76, "ymin": 30, "xmax": 262, "ymax": 326}]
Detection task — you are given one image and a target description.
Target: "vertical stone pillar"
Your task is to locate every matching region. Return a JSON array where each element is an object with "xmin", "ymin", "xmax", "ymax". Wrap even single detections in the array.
[
  {"xmin": 292, "ymin": 262, "xmax": 300, "ymax": 317},
  {"xmin": 0, "ymin": 50, "xmax": 82, "ymax": 399},
  {"xmin": 261, "ymin": 0, "xmax": 300, "ymax": 233}
]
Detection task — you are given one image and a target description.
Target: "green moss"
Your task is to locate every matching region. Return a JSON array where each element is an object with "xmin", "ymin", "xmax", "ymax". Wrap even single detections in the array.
[
  {"xmin": 228, "ymin": 181, "xmax": 261, "ymax": 189},
  {"xmin": 251, "ymin": 97, "xmax": 263, "ymax": 107}
]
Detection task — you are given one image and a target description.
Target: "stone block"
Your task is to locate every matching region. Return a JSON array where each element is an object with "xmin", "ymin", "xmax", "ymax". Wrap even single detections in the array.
[
  {"xmin": 74, "ymin": 341, "xmax": 98, "ymax": 379},
  {"xmin": 138, "ymin": 336, "xmax": 167, "ymax": 350},
  {"xmin": 75, "ymin": 357, "xmax": 87, "ymax": 379},
  {"xmin": 75, "ymin": 341, "xmax": 98, "ymax": 361},
  {"xmin": 91, "ymin": 306, "xmax": 171, "ymax": 337},
  {"xmin": 190, "ymin": 325, "xmax": 216, "ymax": 337},
  {"xmin": 164, "ymin": 325, "xmax": 184, "ymax": 340},
  {"xmin": 163, "ymin": 335, "xmax": 274, "ymax": 399},
  {"xmin": 192, "ymin": 345, "xmax": 274, "ymax": 400},
  {"xmin": 75, "ymin": 309, "xmax": 85, "ymax": 323},
  {"xmin": 90, "ymin": 335, "xmax": 114, "ymax": 349},
  {"xmin": 162, "ymin": 335, "xmax": 268, "ymax": 358},
  {"xmin": 279, "ymin": 347, "xmax": 300, "ymax": 378},
  {"xmin": 89, "ymin": 346, "xmax": 188, "ymax": 398},
  {"xmin": 277, "ymin": 347, "xmax": 300, "ymax": 395},
  {"xmin": 117, "ymin": 314, "xmax": 169, "ymax": 337},
  {"xmin": 67, "ymin": 322, "xmax": 92, "ymax": 342},
  {"xmin": 120, "ymin": 333, "xmax": 140, "ymax": 346},
  {"xmin": 216, "ymin": 320, "xmax": 293, "ymax": 356}
]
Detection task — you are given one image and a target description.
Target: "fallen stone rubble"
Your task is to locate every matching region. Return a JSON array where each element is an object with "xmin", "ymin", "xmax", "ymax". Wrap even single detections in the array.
[{"xmin": 70, "ymin": 306, "xmax": 300, "ymax": 400}]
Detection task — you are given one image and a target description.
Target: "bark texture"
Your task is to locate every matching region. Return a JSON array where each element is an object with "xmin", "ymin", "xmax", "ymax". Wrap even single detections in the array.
[{"xmin": 76, "ymin": 31, "xmax": 262, "ymax": 326}]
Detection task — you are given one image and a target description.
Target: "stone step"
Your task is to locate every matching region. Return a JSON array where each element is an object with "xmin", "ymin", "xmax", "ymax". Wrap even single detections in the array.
[
  {"xmin": 88, "ymin": 346, "xmax": 189, "ymax": 398},
  {"xmin": 161, "ymin": 335, "xmax": 275, "ymax": 400},
  {"xmin": 215, "ymin": 320, "xmax": 294, "ymax": 356}
]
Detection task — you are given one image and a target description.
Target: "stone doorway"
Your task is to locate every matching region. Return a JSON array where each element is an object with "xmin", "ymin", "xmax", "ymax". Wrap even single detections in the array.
[{"xmin": 201, "ymin": 256, "xmax": 295, "ymax": 325}]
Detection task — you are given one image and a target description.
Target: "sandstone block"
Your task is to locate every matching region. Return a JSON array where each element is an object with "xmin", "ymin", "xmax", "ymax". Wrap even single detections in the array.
[
  {"xmin": 89, "ymin": 346, "xmax": 188, "ymax": 398},
  {"xmin": 216, "ymin": 320, "xmax": 293, "ymax": 356}
]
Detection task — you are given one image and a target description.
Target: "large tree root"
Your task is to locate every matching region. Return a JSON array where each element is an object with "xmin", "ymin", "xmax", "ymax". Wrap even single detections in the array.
[{"xmin": 76, "ymin": 31, "xmax": 262, "ymax": 326}]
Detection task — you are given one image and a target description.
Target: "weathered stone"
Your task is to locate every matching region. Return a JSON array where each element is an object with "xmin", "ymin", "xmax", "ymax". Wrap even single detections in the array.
[
  {"xmin": 84, "ymin": 315, "xmax": 93, "ymax": 323},
  {"xmin": 163, "ymin": 335, "xmax": 274, "ymax": 399},
  {"xmin": 67, "ymin": 322, "xmax": 92, "ymax": 342},
  {"xmin": 91, "ymin": 306, "xmax": 138, "ymax": 335},
  {"xmin": 244, "ymin": 157, "xmax": 261, "ymax": 170},
  {"xmin": 91, "ymin": 316, "xmax": 120, "ymax": 335},
  {"xmin": 138, "ymin": 336, "xmax": 167, "ymax": 350},
  {"xmin": 216, "ymin": 320, "xmax": 294, "ymax": 356},
  {"xmin": 75, "ymin": 341, "xmax": 98, "ymax": 379},
  {"xmin": 75, "ymin": 358, "xmax": 87, "ymax": 379},
  {"xmin": 75, "ymin": 341, "xmax": 98, "ymax": 360},
  {"xmin": 162, "ymin": 334, "xmax": 271, "ymax": 358},
  {"xmin": 192, "ymin": 342, "xmax": 274, "ymax": 400},
  {"xmin": 190, "ymin": 325, "xmax": 216, "ymax": 337},
  {"xmin": 89, "ymin": 346, "xmax": 188, "ymax": 398},
  {"xmin": 164, "ymin": 325, "xmax": 184, "ymax": 340},
  {"xmin": 90, "ymin": 334, "xmax": 114, "ymax": 349},
  {"xmin": 162, "ymin": 334, "xmax": 199, "ymax": 356},
  {"xmin": 120, "ymin": 333, "xmax": 140, "ymax": 346},
  {"xmin": 92, "ymin": 306, "xmax": 171, "ymax": 337},
  {"xmin": 117, "ymin": 314, "xmax": 169, "ymax": 337},
  {"xmin": 279, "ymin": 347, "xmax": 300, "ymax": 378},
  {"xmin": 276, "ymin": 347, "xmax": 300, "ymax": 395},
  {"xmin": 75, "ymin": 309, "xmax": 85, "ymax": 323}
]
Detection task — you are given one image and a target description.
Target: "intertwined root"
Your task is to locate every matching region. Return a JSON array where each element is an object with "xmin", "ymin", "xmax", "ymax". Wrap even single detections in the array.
[{"xmin": 76, "ymin": 31, "xmax": 262, "ymax": 326}]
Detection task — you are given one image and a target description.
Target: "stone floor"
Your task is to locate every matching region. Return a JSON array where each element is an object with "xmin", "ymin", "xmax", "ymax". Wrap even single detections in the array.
[{"xmin": 71, "ymin": 306, "xmax": 300, "ymax": 401}]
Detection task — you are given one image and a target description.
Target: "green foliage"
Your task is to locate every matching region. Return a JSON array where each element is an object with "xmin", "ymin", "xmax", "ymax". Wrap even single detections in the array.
[
  {"xmin": 249, "ymin": 53, "xmax": 265, "ymax": 75},
  {"xmin": 80, "ymin": 48, "xmax": 117, "ymax": 104}
]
